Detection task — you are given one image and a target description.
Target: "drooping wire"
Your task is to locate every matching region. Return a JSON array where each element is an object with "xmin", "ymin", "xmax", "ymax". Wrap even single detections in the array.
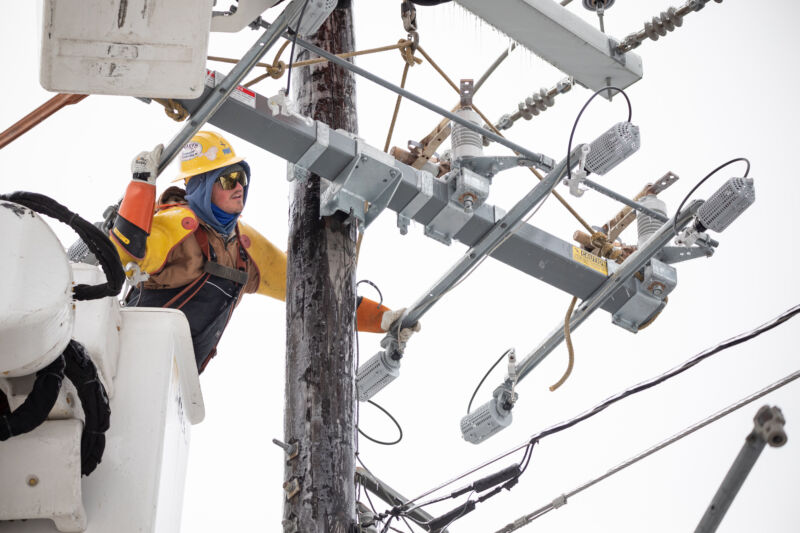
[
  {"xmin": 357, "ymin": 279, "xmax": 385, "ymax": 307},
  {"xmin": 285, "ymin": 0, "xmax": 311, "ymax": 96},
  {"xmin": 467, "ymin": 348, "xmax": 513, "ymax": 414},
  {"xmin": 566, "ymin": 86, "xmax": 633, "ymax": 181},
  {"xmin": 671, "ymin": 157, "xmax": 751, "ymax": 236},
  {"xmin": 358, "ymin": 399, "xmax": 404, "ymax": 446},
  {"xmin": 398, "ymin": 303, "xmax": 800, "ymax": 509},
  {"xmin": 533, "ymin": 302, "xmax": 800, "ymax": 444}
]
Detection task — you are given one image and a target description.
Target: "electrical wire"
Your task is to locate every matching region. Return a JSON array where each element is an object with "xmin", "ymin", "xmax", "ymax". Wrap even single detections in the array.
[
  {"xmin": 494, "ymin": 368, "xmax": 800, "ymax": 532},
  {"xmin": 438, "ymin": 491, "xmax": 477, "ymax": 532},
  {"xmin": 671, "ymin": 157, "xmax": 751, "ymax": 237},
  {"xmin": 566, "ymin": 86, "xmax": 632, "ymax": 182},
  {"xmin": 467, "ymin": 348, "xmax": 513, "ymax": 414},
  {"xmin": 401, "ymin": 303, "xmax": 800, "ymax": 508},
  {"xmin": 358, "ymin": 400, "xmax": 404, "ymax": 446},
  {"xmin": 531, "ymin": 302, "xmax": 800, "ymax": 443},
  {"xmin": 357, "ymin": 279, "xmax": 384, "ymax": 307},
  {"xmin": 549, "ymin": 296, "xmax": 579, "ymax": 391},
  {"xmin": 285, "ymin": 0, "xmax": 311, "ymax": 96}
]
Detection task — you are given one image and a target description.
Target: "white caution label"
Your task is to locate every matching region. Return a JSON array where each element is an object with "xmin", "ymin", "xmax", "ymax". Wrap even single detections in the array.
[
  {"xmin": 230, "ymin": 85, "xmax": 256, "ymax": 108},
  {"xmin": 204, "ymin": 69, "xmax": 217, "ymax": 88}
]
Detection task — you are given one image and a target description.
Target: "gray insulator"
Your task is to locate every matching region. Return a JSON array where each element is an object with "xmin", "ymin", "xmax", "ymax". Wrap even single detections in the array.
[
  {"xmin": 496, "ymin": 114, "xmax": 513, "ymax": 131},
  {"xmin": 696, "ymin": 177, "xmax": 755, "ymax": 233},
  {"xmin": 618, "ymin": 6, "xmax": 684, "ymax": 53},
  {"xmin": 451, "ymin": 107, "xmax": 483, "ymax": 160},
  {"xmin": 637, "ymin": 195, "xmax": 668, "ymax": 247}
]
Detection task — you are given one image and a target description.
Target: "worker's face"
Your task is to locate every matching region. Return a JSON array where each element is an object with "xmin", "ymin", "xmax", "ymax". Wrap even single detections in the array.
[{"xmin": 211, "ymin": 180, "xmax": 245, "ymax": 214}]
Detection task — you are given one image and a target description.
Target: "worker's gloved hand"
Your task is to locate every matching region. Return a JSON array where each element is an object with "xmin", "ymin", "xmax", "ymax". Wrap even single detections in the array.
[
  {"xmin": 131, "ymin": 144, "xmax": 164, "ymax": 184},
  {"xmin": 380, "ymin": 308, "xmax": 421, "ymax": 346}
]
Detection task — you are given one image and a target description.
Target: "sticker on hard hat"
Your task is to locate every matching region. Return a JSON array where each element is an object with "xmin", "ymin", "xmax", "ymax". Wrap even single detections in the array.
[
  {"xmin": 572, "ymin": 246, "xmax": 608, "ymax": 275},
  {"xmin": 181, "ymin": 142, "xmax": 202, "ymax": 161},
  {"xmin": 204, "ymin": 146, "xmax": 219, "ymax": 161}
]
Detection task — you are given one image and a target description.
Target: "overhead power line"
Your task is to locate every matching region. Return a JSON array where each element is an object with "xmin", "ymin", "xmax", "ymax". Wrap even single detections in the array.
[
  {"xmin": 389, "ymin": 303, "xmax": 800, "ymax": 526},
  {"xmin": 493, "ymin": 369, "xmax": 800, "ymax": 532}
]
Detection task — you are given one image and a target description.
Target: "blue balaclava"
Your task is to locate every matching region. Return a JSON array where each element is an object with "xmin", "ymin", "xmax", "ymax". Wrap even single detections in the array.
[{"xmin": 185, "ymin": 161, "xmax": 251, "ymax": 236}]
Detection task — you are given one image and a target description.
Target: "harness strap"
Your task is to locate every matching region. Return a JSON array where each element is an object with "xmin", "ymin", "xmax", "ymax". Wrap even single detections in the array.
[
  {"xmin": 194, "ymin": 225, "xmax": 250, "ymax": 285},
  {"xmin": 162, "ymin": 273, "xmax": 209, "ymax": 309},
  {"xmin": 203, "ymin": 261, "xmax": 249, "ymax": 285}
]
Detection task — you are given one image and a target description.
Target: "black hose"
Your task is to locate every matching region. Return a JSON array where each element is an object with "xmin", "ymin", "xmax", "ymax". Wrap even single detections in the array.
[
  {"xmin": 64, "ymin": 341, "xmax": 111, "ymax": 476},
  {"xmin": 0, "ymin": 191, "xmax": 125, "ymax": 300},
  {"xmin": 0, "ymin": 354, "xmax": 65, "ymax": 441}
]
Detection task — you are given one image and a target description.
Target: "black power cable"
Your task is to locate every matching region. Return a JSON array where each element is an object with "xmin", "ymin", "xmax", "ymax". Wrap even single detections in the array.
[
  {"xmin": 0, "ymin": 192, "xmax": 125, "ymax": 300},
  {"xmin": 285, "ymin": 0, "xmax": 311, "ymax": 97},
  {"xmin": 566, "ymin": 86, "xmax": 632, "ymax": 182},
  {"xmin": 532, "ymin": 302, "xmax": 800, "ymax": 443},
  {"xmin": 385, "ymin": 303, "xmax": 800, "ymax": 528},
  {"xmin": 358, "ymin": 399, "xmax": 403, "ymax": 446},
  {"xmin": 671, "ymin": 157, "xmax": 751, "ymax": 236},
  {"xmin": 467, "ymin": 348, "xmax": 513, "ymax": 414}
]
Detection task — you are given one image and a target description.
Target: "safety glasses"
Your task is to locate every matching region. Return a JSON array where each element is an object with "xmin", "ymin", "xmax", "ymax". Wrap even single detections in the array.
[{"xmin": 216, "ymin": 169, "xmax": 248, "ymax": 190}]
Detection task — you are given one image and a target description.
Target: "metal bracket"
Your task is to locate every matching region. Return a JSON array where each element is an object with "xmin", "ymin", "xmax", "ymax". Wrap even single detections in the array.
[
  {"xmin": 396, "ymin": 170, "xmax": 436, "ymax": 235},
  {"xmin": 608, "ymin": 37, "xmax": 627, "ymax": 64},
  {"xmin": 124, "ymin": 262, "xmax": 150, "ymax": 285},
  {"xmin": 320, "ymin": 138, "xmax": 405, "ymax": 229},
  {"xmin": 459, "ymin": 155, "xmax": 539, "ymax": 179},
  {"xmin": 460, "ymin": 79, "xmax": 475, "ymax": 107},
  {"xmin": 611, "ymin": 257, "xmax": 677, "ymax": 332},
  {"xmin": 283, "ymin": 478, "xmax": 301, "ymax": 500},
  {"xmin": 660, "ymin": 243, "xmax": 715, "ymax": 264},
  {"xmin": 272, "ymin": 438, "xmax": 299, "ymax": 460},
  {"xmin": 288, "ymin": 121, "xmax": 330, "ymax": 182}
]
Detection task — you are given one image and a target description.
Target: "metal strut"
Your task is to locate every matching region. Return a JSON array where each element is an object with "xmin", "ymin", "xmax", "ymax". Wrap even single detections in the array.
[
  {"xmin": 263, "ymin": 20, "xmax": 556, "ymax": 173},
  {"xmin": 398, "ymin": 146, "xmax": 584, "ymax": 333},
  {"xmin": 695, "ymin": 405, "xmax": 788, "ymax": 533},
  {"xmin": 156, "ymin": 6, "xmax": 295, "ymax": 176}
]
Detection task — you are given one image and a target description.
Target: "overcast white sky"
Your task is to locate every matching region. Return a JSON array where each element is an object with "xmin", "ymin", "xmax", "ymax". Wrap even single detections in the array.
[{"xmin": 2, "ymin": 1, "xmax": 800, "ymax": 532}]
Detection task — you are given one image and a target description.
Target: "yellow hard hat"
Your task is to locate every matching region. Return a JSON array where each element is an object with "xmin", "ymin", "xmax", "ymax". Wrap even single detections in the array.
[{"xmin": 173, "ymin": 131, "xmax": 244, "ymax": 183}]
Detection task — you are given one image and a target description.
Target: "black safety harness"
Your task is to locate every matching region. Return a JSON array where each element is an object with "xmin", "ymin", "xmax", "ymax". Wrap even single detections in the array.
[{"xmin": 127, "ymin": 224, "xmax": 251, "ymax": 372}]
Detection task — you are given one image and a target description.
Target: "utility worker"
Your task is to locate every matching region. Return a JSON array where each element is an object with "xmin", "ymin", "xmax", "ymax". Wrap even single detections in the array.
[{"xmin": 110, "ymin": 131, "xmax": 418, "ymax": 372}]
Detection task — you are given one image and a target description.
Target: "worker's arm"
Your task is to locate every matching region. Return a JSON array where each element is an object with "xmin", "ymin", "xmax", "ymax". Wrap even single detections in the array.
[
  {"xmin": 109, "ymin": 145, "xmax": 163, "ymax": 261},
  {"xmin": 238, "ymin": 222, "xmax": 414, "ymax": 335},
  {"xmin": 356, "ymin": 296, "xmax": 391, "ymax": 333}
]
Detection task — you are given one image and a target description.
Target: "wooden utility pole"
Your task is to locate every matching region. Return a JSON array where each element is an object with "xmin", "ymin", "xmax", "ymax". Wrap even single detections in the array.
[{"xmin": 284, "ymin": 1, "xmax": 358, "ymax": 532}]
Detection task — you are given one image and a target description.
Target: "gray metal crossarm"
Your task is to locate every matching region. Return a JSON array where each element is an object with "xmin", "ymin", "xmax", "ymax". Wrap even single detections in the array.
[
  {"xmin": 399, "ymin": 145, "xmax": 585, "ymax": 330},
  {"xmin": 173, "ymin": 80, "xmax": 659, "ymax": 317},
  {"xmin": 582, "ymin": 177, "xmax": 669, "ymax": 222},
  {"xmin": 454, "ymin": 0, "xmax": 643, "ymax": 96},
  {"xmin": 461, "ymin": 201, "xmax": 702, "ymax": 444},
  {"xmin": 515, "ymin": 200, "xmax": 702, "ymax": 383}
]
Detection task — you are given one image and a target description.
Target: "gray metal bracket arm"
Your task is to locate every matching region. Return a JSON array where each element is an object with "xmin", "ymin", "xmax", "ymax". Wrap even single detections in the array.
[
  {"xmin": 458, "ymin": 155, "xmax": 543, "ymax": 179},
  {"xmin": 459, "ymin": 201, "xmax": 704, "ymax": 443},
  {"xmin": 695, "ymin": 405, "xmax": 787, "ymax": 533}
]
